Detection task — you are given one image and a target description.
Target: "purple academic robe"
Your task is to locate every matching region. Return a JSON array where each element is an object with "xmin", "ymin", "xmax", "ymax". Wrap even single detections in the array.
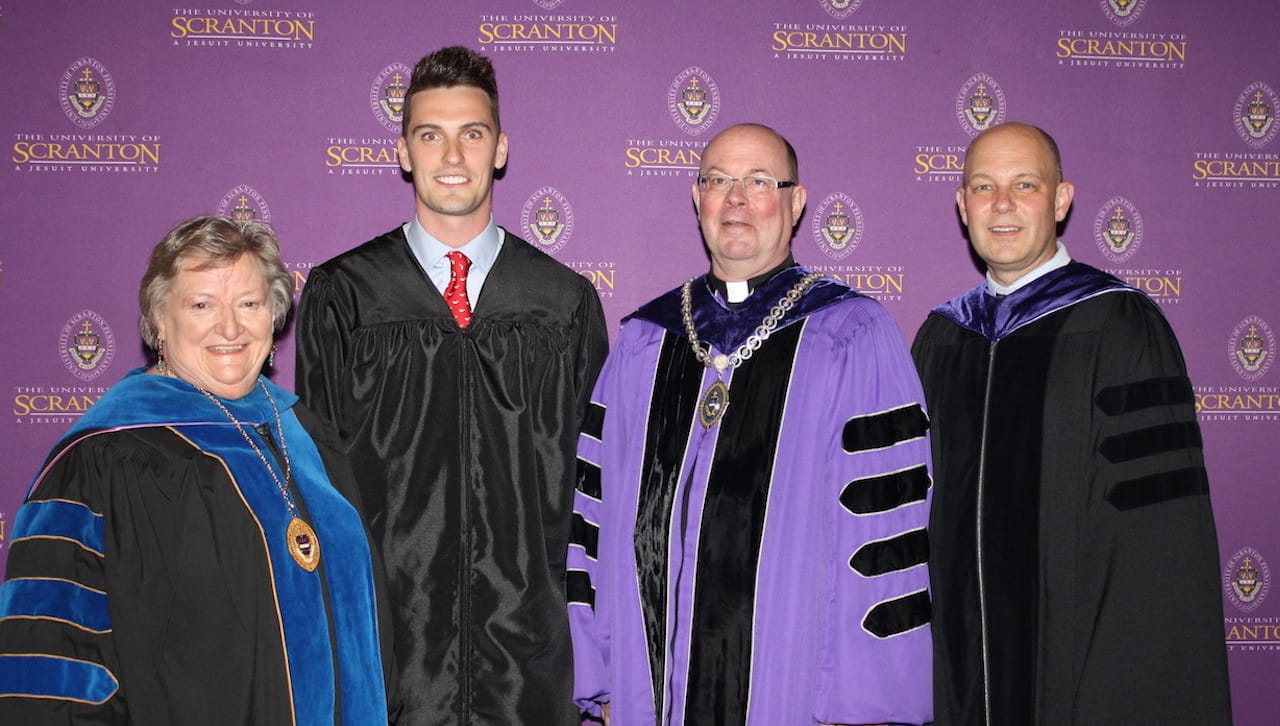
[{"xmin": 568, "ymin": 267, "xmax": 934, "ymax": 726}]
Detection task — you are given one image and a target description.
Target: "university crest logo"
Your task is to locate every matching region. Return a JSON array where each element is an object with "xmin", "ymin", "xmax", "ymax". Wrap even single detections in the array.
[
  {"xmin": 956, "ymin": 74, "xmax": 1006, "ymax": 137},
  {"xmin": 370, "ymin": 63, "xmax": 412, "ymax": 132},
  {"xmin": 1229, "ymin": 316, "xmax": 1276, "ymax": 382},
  {"xmin": 1099, "ymin": 0, "xmax": 1147, "ymax": 27},
  {"xmin": 811, "ymin": 193, "xmax": 865, "ymax": 260},
  {"xmin": 59, "ymin": 57, "xmax": 116, "ymax": 129},
  {"xmin": 521, "ymin": 186, "xmax": 574, "ymax": 255},
  {"xmin": 1224, "ymin": 546, "xmax": 1271, "ymax": 613},
  {"xmin": 59, "ymin": 310, "xmax": 116, "ymax": 382},
  {"xmin": 668, "ymin": 68, "xmax": 721, "ymax": 137},
  {"xmin": 217, "ymin": 185, "xmax": 273, "ymax": 225},
  {"xmin": 1093, "ymin": 196, "xmax": 1144, "ymax": 263},
  {"xmin": 1235, "ymin": 82, "xmax": 1280, "ymax": 149},
  {"xmin": 819, "ymin": 0, "xmax": 864, "ymax": 21}
]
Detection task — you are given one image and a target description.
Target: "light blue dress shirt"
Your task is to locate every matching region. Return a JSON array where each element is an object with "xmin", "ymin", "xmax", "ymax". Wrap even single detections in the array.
[{"xmin": 403, "ymin": 216, "xmax": 505, "ymax": 306}]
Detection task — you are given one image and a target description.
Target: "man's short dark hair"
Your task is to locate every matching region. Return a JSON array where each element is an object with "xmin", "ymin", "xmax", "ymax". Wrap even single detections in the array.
[{"xmin": 401, "ymin": 46, "xmax": 501, "ymax": 137}]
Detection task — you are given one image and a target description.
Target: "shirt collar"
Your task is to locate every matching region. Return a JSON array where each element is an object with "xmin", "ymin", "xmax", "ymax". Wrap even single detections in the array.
[
  {"xmin": 707, "ymin": 255, "xmax": 798, "ymax": 306},
  {"xmin": 986, "ymin": 241, "xmax": 1071, "ymax": 297},
  {"xmin": 404, "ymin": 215, "xmax": 504, "ymax": 272}
]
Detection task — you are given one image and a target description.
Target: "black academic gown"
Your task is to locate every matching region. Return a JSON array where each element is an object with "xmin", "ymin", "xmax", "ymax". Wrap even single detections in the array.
[
  {"xmin": 912, "ymin": 262, "xmax": 1231, "ymax": 725},
  {"xmin": 0, "ymin": 372, "xmax": 393, "ymax": 726},
  {"xmin": 296, "ymin": 226, "xmax": 608, "ymax": 725}
]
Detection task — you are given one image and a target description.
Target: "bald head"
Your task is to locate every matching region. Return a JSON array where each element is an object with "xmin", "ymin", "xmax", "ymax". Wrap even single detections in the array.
[
  {"xmin": 702, "ymin": 123, "xmax": 799, "ymax": 182},
  {"xmin": 964, "ymin": 122, "xmax": 1063, "ymax": 186},
  {"xmin": 955, "ymin": 121, "xmax": 1075, "ymax": 287},
  {"xmin": 693, "ymin": 123, "xmax": 807, "ymax": 281}
]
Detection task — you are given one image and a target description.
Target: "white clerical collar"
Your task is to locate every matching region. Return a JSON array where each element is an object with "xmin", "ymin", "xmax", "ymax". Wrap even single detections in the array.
[
  {"xmin": 708, "ymin": 256, "xmax": 798, "ymax": 307},
  {"xmin": 404, "ymin": 215, "xmax": 503, "ymax": 272},
  {"xmin": 725, "ymin": 280, "xmax": 750, "ymax": 303},
  {"xmin": 987, "ymin": 241, "xmax": 1071, "ymax": 297}
]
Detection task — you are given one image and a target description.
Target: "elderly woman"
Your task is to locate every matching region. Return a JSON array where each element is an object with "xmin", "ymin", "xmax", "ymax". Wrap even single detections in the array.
[{"xmin": 0, "ymin": 216, "xmax": 391, "ymax": 725}]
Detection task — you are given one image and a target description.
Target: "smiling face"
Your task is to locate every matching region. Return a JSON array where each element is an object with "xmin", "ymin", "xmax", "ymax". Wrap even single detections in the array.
[
  {"xmin": 692, "ymin": 125, "xmax": 806, "ymax": 282},
  {"xmin": 152, "ymin": 253, "xmax": 274, "ymax": 399},
  {"xmin": 957, "ymin": 124, "xmax": 1075, "ymax": 287},
  {"xmin": 396, "ymin": 85, "xmax": 509, "ymax": 246}
]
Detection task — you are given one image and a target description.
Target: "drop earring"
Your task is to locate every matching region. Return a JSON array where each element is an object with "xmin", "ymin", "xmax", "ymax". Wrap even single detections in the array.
[
  {"xmin": 156, "ymin": 339, "xmax": 167, "ymax": 372},
  {"xmin": 267, "ymin": 344, "xmax": 277, "ymax": 368}
]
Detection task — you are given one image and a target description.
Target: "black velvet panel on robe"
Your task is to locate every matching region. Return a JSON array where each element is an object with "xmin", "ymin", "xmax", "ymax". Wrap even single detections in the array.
[
  {"xmin": 913, "ymin": 288, "xmax": 1232, "ymax": 726},
  {"xmin": 683, "ymin": 323, "xmax": 801, "ymax": 726},
  {"xmin": 629, "ymin": 323, "xmax": 805, "ymax": 726},
  {"xmin": 632, "ymin": 333, "xmax": 703, "ymax": 722},
  {"xmin": 296, "ymin": 228, "xmax": 609, "ymax": 725}
]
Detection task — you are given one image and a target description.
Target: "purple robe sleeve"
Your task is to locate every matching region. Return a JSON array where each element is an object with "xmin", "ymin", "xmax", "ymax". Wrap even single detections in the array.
[
  {"xmin": 568, "ymin": 332, "xmax": 631, "ymax": 716},
  {"xmin": 810, "ymin": 301, "xmax": 933, "ymax": 724}
]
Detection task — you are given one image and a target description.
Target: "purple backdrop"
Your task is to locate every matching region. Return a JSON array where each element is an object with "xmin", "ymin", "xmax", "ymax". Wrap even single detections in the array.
[{"xmin": 2, "ymin": 0, "xmax": 1277, "ymax": 719}]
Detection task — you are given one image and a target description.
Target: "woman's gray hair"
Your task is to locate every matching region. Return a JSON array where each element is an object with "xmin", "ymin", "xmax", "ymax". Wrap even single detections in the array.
[{"xmin": 138, "ymin": 215, "xmax": 293, "ymax": 348}]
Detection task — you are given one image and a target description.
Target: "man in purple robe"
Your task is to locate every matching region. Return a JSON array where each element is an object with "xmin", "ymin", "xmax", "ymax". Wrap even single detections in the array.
[{"xmin": 567, "ymin": 123, "xmax": 933, "ymax": 726}]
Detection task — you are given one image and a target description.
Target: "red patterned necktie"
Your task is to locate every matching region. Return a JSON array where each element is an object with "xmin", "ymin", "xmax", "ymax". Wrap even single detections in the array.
[{"xmin": 444, "ymin": 251, "xmax": 473, "ymax": 328}]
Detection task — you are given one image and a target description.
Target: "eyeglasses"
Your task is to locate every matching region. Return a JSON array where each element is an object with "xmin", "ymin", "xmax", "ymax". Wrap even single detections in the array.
[{"xmin": 696, "ymin": 173, "xmax": 797, "ymax": 197}]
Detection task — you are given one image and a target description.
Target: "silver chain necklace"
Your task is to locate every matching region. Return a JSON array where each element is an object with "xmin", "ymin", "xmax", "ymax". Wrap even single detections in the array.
[
  {"xmin": 199, "ymin": 380, "xmax": 321, "ymax": 572},
  {"xmin": 680, "ymin": 271, "xmax": 822, "ymax": 428}
]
